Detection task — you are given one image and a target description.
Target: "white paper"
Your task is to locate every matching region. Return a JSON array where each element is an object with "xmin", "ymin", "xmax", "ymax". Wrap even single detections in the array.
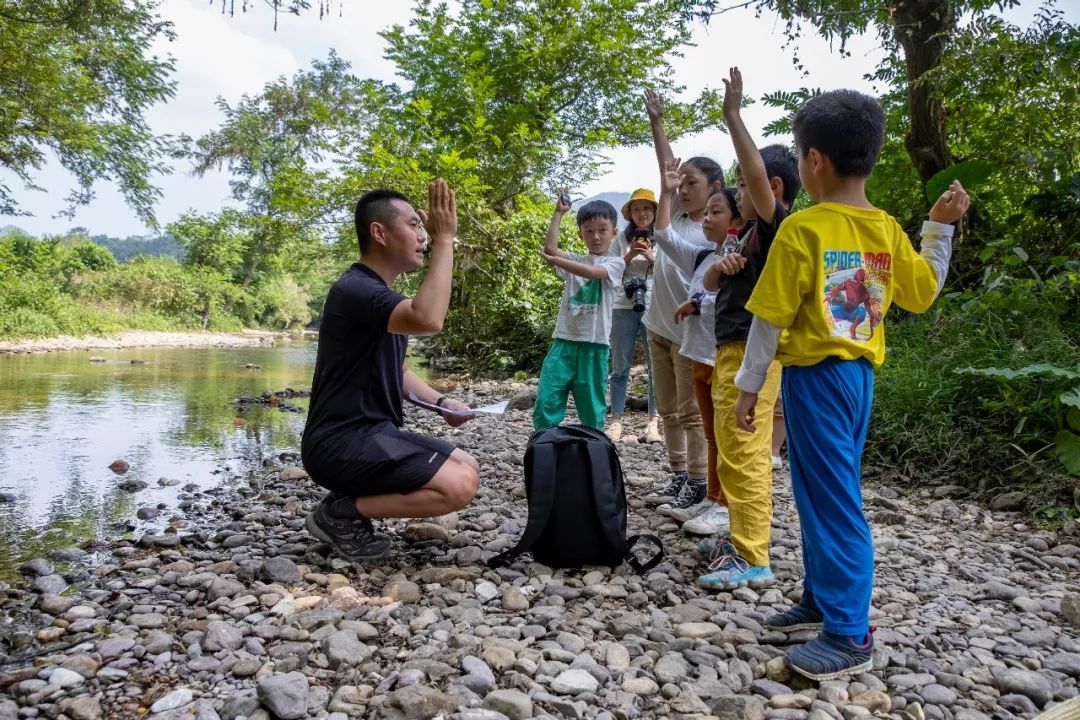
[{"xmin": 407, "ymin": 393, "xmax": 507, "ymax": 418}]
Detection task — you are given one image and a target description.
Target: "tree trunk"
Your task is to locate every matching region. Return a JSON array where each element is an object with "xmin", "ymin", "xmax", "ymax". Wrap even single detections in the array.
[{"xmin": 892, "ymin": 0, "xmax": 956, "ymax": 183}]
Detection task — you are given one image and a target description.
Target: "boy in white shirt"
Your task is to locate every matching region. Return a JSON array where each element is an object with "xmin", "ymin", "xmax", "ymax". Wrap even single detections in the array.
[{"xmin": 535, "ymin": 193, "xmax": 626, "ymax": 430}]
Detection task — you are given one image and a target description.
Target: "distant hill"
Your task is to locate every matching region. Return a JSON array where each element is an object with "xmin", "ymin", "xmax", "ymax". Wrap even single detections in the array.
[
  {"xmin": 90, "ymin": 234, "xmax": 185, "ymax": 262},
  {"xmin": 0, "ymin": 224, "xmax": 29, "ymax": 237}
]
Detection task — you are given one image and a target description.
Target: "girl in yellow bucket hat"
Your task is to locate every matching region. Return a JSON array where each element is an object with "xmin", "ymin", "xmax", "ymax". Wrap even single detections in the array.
[{"xmin": 608, "ymin": 188, "xmax": 662, "ymax": 444}]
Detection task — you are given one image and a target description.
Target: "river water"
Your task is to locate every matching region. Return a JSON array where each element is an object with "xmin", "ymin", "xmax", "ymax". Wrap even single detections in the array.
[{"xmin": 0, "ymin": 339, "xmax": 426, "ymax": 578}]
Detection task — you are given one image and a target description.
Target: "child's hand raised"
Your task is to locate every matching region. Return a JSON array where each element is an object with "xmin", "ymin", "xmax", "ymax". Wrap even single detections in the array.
[
  {"xmin": 928, "ymin": 180, "xmax": 971, "ymax": 225},
  {"xmin": 643, "ymin": 89, "xmax": 664, "ymax": 121},
  {"xmin": 661, "ymin": 158, "xmax": 682, "ymax": 194},
  {"xmin": 722, "ymin": 67, "xmax": 744, "ymax": 118},
  {"xmin": 554, "ymin": 187, "xmax": 572, "ymax": 214}
]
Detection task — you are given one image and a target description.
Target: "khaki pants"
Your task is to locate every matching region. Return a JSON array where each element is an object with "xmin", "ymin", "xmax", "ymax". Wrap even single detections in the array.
[
  {"xmin": 648, "ymin": 333, "xmax": 707, "ymax": 478},
  {"xmin": 712, "ymin": 341, "xmax": 781, "ymax": 566}
]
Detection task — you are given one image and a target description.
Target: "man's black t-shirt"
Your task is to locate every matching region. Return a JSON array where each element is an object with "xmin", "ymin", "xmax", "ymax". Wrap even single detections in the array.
[
  {"xmin": 714, "ymin": 199, "xmax": 790, "ymax": 348},
  {"xmin": 302, "ymin": 263, "xmax": 407, "ymax": 449}
]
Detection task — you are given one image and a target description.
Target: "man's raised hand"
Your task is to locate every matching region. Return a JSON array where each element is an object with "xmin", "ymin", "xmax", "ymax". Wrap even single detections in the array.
[
  {"xmin": 643, "ymin": 89, "xmax": 664, "ymax": 121},
  {"xmin": 722, "ymin": 67, "xmax": 744, "ymax": 119},
  {"xmin": 425, "ymin": 179, "xmax": 457, "ymax": 243}
]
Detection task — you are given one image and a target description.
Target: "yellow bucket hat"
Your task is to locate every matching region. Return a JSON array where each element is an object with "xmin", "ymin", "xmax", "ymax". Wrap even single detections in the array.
[{"xmin": 621, "ymin": 188, "xmax": 658, "ymax": 221}]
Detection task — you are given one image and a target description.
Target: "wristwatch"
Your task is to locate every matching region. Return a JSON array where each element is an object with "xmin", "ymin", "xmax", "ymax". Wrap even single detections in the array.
[{"xmin": 435, "ymin": 395, "xmax": 448, "ymax": 408}]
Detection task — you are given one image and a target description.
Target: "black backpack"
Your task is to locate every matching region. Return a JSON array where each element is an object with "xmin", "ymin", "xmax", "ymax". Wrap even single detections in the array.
[{"xmin": 488, "ymin": 425, "xmax": 664, "ymax": 571}]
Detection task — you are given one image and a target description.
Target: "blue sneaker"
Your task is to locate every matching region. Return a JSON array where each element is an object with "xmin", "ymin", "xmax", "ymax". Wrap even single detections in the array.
[
  {"xmin": 697, "ymin": 554, "xmax": 775, "ymax": 590},
  {"xmin": 696, "ymin": 536, "xmax": 735, "ymax": 558},
  {"xmin": 785, "ymin": 633, "xmax": 874, "ymax": 681},
  {"xmin": 766, "ymin": 603, "xmax": 825, "ymax": 632}
]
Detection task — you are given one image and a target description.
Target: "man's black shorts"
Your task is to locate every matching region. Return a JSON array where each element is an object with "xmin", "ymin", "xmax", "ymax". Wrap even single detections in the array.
[{"xmin": 302, "ymin": 422, "xmax": 456, "ymax": 496}]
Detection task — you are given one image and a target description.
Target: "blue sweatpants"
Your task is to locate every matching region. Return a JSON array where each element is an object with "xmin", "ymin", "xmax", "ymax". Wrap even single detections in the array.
[{"xmin": 783, "ymin": 357, "xmax": 874, "ymax": 637}]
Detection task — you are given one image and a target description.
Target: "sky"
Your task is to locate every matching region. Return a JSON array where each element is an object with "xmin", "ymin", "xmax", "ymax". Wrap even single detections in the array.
[{"xmin": 1, "ymin": 0, "xmax": 1070, "ymax": 238}]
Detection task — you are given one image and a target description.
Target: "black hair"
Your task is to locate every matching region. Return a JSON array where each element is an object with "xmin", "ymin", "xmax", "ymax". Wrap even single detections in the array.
[
  {"xmin": 759, "ymin": 144, "xmax": 801, "ymax": 207},
  {"xmin": 683, "ymin": 156, "xmax": 725, "ymax": 188},
  {"xmin": 576, "ymin": 200, "xmax": 618, "ymax": 228},
  {"xmin": 354, "ymin": 189, "xmax": 411, "ymax": 253},
  {"xmin": 792, "ymin": 90, "xmax": 885, "ymax": 178},
  {"xmin": 709, "ymin": 186, "xmax": 741, "ymax": 222}
]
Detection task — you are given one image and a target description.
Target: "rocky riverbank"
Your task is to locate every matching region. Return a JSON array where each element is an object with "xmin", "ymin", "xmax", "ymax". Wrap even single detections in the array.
[
  {"xmin": 0, "ymin": 330, "xmax": 281, "ymax": 355},
  {"xmin": 1, "ymin": 378, "xmax": 1078, "ymax": 720}
]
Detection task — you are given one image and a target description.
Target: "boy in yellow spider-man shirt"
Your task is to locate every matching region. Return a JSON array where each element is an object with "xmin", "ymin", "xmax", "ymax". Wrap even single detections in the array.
[{"xmin": 732, "ymin": 89, "xmax": 971, "ymax": 681}]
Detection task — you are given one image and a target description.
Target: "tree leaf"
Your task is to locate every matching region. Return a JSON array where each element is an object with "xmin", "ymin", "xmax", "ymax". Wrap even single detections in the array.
[
  {"xmin": 1054, "ymin": 429, "xmax": 1080, "ymax": 475},
  {"xmin": 925, "ymin": 160, "xmax": 995, "ymax": 201}
]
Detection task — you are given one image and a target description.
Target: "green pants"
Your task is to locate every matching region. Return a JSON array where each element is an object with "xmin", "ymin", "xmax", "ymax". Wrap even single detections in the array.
[{"xmin": 533, "ymin": 339, "xmax": 609, "ymax": 431}]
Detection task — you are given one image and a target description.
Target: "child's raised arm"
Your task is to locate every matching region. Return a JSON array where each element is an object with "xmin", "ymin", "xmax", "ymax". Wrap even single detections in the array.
[
  {"xmin": 644, "ymin": 89, "xmax": 675, "ymax": 174},
  {"xmin": 543, "ymin": 189, "xmax": 572, "ymax": 260},
  {"xmin": 723, "ymin": 67, "xmax": 777, "ymax": 225},
  {"xmin": 542, "ymin": 252, "xmax": 616, "ymax": 281},
  {"xmin": 653, "ymin": 158, "xmax": 708, "ymax": 273},
  {"xmin": 655, "ymin": 158, "xmax": 680, "ymax": 231}
]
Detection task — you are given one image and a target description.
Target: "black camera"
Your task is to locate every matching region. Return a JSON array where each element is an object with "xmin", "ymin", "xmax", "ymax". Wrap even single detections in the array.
[{"xmin": 624, "ymin": 277, "xmax": 648, "ymax": 313}]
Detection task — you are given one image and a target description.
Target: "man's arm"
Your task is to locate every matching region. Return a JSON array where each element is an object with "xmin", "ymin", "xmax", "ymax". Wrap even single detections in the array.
[
  {"xmin": 388, "ymin": 180, "xmax": 457, "ymax": 336},
  {"xmin": 723, "ymin": 68, "xmax": 777, "ymax": 226},
  {"xmin": 403, "ymin": 365, "xmax": 471, "ymax": 427}
]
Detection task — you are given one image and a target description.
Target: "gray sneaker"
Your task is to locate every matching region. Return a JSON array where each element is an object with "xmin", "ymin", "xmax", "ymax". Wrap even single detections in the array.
[{"xmin": 306, "ymin": 495, "xmax": 390, "ymax": 562}]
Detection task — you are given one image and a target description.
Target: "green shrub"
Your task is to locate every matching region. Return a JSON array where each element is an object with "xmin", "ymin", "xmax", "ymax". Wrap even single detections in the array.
[{"xmin": 872, "ymin": 271, "xmax": 1080, "ymax": 504}]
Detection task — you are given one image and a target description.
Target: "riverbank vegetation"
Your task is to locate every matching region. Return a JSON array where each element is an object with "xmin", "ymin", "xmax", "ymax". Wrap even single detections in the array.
[{"xmin": 1, "ymin": 0, "xmax": 1077, "ymax": 502}]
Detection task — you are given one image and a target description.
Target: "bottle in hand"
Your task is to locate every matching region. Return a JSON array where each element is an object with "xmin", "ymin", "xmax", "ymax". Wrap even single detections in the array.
[{"xmin": 721, "ymin": 228, "xmax": 740, "ymax": 256}]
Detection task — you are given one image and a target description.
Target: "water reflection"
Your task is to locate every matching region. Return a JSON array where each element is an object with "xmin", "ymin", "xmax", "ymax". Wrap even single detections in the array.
[{"xmin": 0, "ymin": 340, "xmax": 324, "ymax": 578}]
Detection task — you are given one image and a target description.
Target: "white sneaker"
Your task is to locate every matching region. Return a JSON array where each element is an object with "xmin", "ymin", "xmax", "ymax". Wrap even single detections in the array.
[
  {"xmin": 683, "ymin": 504, "xmax": 731, "ymax": 536},
  {"xmin": 644, "ymin": 419, "xmax": 662, "ymax": 444},
  {"xmin": 661, "ymin": 496, "xmax": 714, "ymax": 523},
  {"xmin": 608, "ymin": 421, "xmax": 623, "ymax": 442},
  {"xmin": 772, "ymin": 455, "xmax": 783, "ymax": 470}
]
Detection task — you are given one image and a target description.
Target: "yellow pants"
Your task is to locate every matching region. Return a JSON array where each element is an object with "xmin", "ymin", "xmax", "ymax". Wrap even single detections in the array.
[{"xmin": 712, "ymin": 342, "xmax": 782, "ymax": 567}]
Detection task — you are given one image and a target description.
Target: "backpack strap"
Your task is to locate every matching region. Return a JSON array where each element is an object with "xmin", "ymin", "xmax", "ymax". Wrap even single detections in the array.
[
  {"xmin": 624, "ymin": 534, "xmax": 665, "ymax": 574},
  {"xmin": 487, "ymin": 441, "xmax": 558, "ymax": 569},
  {"xmin": 584, "ymin": 441, "xmax": 665, "ymax": 574},
  {"xmin": 585, "ymin": 440, "xmax": 630, "ymax": 554},
  {"xmin": 693, "ymin": 248, "xmax": 713, "ymax": 271}
]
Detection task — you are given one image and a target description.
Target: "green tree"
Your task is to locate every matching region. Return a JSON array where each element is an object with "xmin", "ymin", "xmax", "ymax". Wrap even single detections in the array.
[
  {"xmin": 681, "ymin": 0, "xmax": 1023, "ymax": 184},
  {"xmin": 0, "ymin": 0, "xmax": 176, "ymax": 224},
  {"xmin": 377, "ymin": 0, "xmax": 724, "ymax": 215},
  {"xmin": 184, "ymin": 53, "xmax": 376, "ymax": 319}
]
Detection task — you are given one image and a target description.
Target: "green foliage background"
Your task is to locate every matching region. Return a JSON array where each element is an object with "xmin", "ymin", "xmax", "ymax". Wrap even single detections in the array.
[{"xmin": 1, "ymin": 0, "xmax": 1077, "ymax": 507}]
